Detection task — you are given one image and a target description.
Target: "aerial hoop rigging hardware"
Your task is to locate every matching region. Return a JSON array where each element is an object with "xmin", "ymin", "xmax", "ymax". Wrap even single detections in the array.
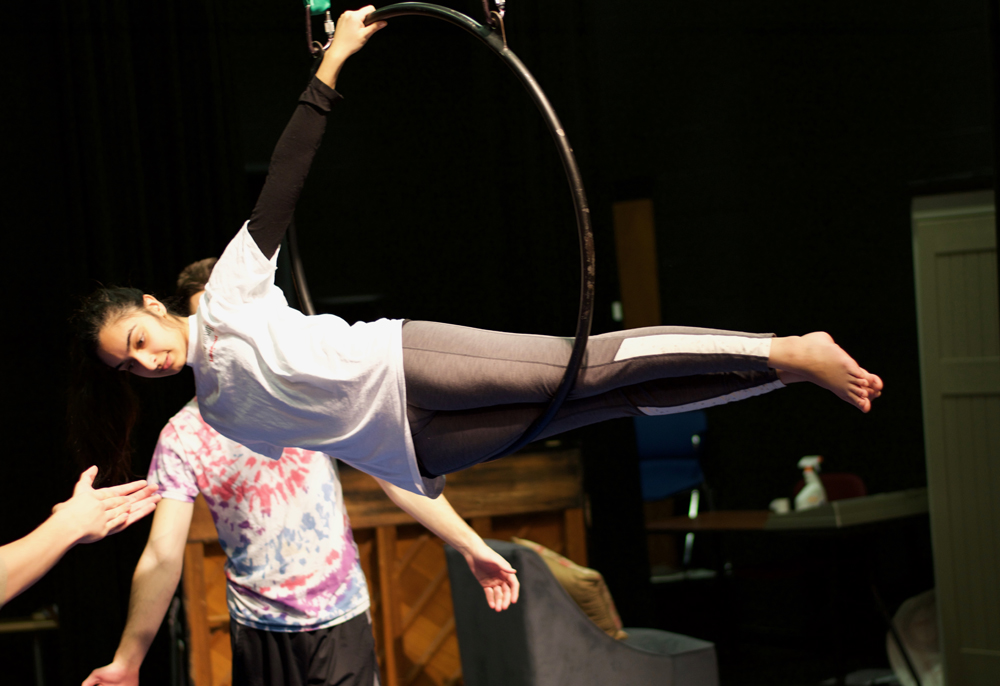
[
  {"xmin": 304, "ymin": 0, "xmax": 336, "ymax": 55},
  {"xmin": 291, "ymin": 2, "xmax": 596, "ymax": 457}
]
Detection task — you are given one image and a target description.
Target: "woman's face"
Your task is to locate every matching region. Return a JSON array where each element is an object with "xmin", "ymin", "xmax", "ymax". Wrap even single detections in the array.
[{"xmin": 97, "ymin": 295, "xmax": 188, "ymax": 378}]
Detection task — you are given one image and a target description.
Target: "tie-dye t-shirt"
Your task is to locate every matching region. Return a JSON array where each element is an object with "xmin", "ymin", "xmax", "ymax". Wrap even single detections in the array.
[{"xmin": 148, "ymin": 398, "xmax": 369, "ymax": 631}]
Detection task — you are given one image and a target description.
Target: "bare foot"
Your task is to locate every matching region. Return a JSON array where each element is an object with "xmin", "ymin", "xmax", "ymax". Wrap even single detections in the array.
[
  {"xmin": 865, "ymin": 372, "xmax": 884, "ymax": 400},
  {"xmin": 770, "ymin": 332, "xmax": 882, "ymax": 412},
  {"xmin": 778, "ymin": 367, "xmax": 883, "ymax": 400}
]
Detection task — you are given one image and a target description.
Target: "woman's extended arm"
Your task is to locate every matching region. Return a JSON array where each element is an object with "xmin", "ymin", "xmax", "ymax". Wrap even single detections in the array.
[
  {"xmin": 374, "ymin": 477, "xmax": 520, "ymax": 611},
  {"xmin": 247, "ymin": 6, "xmax": 387, "ymax": 259}
]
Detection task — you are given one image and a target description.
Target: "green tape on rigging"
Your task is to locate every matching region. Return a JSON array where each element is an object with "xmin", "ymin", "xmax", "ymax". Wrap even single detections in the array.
[{"xmin": 305, "ymin": 0, "xmax": 330, "ymax": 16}]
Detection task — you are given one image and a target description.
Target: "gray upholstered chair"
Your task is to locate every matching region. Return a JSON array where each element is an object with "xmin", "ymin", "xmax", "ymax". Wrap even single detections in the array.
[{"xmin": 446, "ymin": 540, "xmax": 719, "ymax": 686}]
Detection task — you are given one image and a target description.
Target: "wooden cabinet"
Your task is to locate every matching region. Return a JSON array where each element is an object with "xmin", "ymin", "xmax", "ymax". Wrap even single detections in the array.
[{"xmin": 182, "ymin": 449, "xmax": 587, "ymax": 686}]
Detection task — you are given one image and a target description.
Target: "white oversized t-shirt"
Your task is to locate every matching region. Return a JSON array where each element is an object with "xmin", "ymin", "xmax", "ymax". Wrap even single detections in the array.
[{"xmin": 187, "ymin": 223, "xmax": 444, "ymax": 497}]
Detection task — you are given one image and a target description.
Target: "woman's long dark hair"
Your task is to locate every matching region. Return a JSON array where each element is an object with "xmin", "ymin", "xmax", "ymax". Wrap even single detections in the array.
[{"xmin": 67, "ymin": 287, "xmax": 157, "ymax": 485}]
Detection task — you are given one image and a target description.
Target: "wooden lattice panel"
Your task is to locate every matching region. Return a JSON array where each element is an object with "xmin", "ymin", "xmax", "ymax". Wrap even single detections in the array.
[
  {"xmin": 353, "ymin": 528, "xmax": 386, "ymax": 667},
  {"xmin": 208, "ymin": 624, "xmax": 232, "ymax": 686},
  {"xmin": 394, "ymin": 529, "xmax": 460, "ymax": 686},
  {"xmin": 202, "ymin": 541, "xmax": 232, "ymax": 686},
  {"xmin": 202, "ymin": 543, "xmax": 228, "ymax": 621},
  {"xmin": 487, "ymin": 511, "xmax": 569, "ymax": 558}
]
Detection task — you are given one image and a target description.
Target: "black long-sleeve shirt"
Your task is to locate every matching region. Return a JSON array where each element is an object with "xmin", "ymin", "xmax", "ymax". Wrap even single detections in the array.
[{"xmin": 247, "ymin": 77, "xmax": 343, "ymax": 260}]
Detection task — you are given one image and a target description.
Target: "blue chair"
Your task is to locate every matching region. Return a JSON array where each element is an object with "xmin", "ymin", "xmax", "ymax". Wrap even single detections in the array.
[
  {"xmin": 635, "ymin": 412, "xmax": 709, "ymax": 571},
  {"xmin": 634, "ymin": 411, "xmax": 708, "ymax": 502}
]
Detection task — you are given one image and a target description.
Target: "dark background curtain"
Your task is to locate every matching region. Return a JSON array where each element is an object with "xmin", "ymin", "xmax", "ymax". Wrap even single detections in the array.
[
  {"xmin": 3, "ymin": 1, "xmax": 245, "ymax": 683},
  {"xmin": 0, "ymin": 0, "xmax": 993, "ymax": 683}
]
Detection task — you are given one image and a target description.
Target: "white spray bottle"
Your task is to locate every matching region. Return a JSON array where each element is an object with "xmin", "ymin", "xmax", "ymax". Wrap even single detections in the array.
[{"xmin": 795, "ymin": 455, "xmax": 827, "ymax": 511}]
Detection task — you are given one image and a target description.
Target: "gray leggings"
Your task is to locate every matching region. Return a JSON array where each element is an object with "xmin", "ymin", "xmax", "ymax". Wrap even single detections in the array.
[{"xmin": 401, "ymin": 321, "xmax": 784, "ymax": 475}]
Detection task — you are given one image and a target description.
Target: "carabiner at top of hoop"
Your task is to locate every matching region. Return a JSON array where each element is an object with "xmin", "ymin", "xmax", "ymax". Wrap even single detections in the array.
[
  {"xmin": 480, "ymin": 0, "xmax": 505, "ymax": 27},
  {"xmin": 304, "ymin": 1, "xmax": 335, "ymax": 56}
]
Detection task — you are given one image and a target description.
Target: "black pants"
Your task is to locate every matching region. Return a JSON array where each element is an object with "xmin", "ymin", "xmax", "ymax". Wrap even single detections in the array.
[{"xmin": 230, "ymin": 612, "xmax": 380, "ymax": 686}]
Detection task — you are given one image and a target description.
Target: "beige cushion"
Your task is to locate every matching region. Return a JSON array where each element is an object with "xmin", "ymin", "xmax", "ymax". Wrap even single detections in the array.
[{"xmin": 511, "ymin": 537, "xmax": 628, "ymax": 640}]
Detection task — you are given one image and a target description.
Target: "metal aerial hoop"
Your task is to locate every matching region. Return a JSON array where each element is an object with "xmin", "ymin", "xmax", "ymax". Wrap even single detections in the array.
[{"xmin": 290, "ymin": 2, "xmax": 596, "ymax": 458}]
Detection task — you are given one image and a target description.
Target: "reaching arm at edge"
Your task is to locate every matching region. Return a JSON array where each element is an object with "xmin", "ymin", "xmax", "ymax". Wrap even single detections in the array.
[
  {"xmin": 0, "ymin": 467, "xmax": 159, "ymax": 608},
  {"xmin": 1, "ymin": 514, "xmax": 87, "ymax": 607},
  {"xmin": 374, "ymin": 478, "xmax": 519, "ymax": 611},
  {"xmin": 81, "ymin": 499, "xmax": 194, "ymax": 686}
]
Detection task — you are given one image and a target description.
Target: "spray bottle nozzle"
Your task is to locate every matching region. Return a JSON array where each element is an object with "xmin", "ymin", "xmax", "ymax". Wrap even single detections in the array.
[{"xmin": 797, "ymin": 455, "xmax": 823, "ymax": 471}]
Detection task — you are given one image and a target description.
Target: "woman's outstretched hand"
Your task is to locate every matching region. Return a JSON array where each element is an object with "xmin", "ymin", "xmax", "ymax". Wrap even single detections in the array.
[
  {"xmin": 53, "ymin": 466, "xmax": 161, "ymax": 545},
  {"xmin": 464, "ymin": 542, "xmax": 520, "ymax": 612},
  {"xmin": 316, "ymin": 5, "xmax": 388, "ymax": 89}
]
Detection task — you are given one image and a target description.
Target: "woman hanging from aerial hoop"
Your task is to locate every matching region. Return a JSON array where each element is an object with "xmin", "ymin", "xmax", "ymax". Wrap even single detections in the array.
[{"xmin": 70, "ymin": 7, "xmax": 882, "ymax": 496}]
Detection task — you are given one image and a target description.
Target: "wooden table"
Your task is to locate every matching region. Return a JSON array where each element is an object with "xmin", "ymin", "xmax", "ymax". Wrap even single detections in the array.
[{"xmin": 645, "ymin": 488, "xmax": 931, "ymax": 686}]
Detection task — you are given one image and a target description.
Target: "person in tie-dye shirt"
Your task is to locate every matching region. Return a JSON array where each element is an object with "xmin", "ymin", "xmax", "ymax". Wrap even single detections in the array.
[
  {"xmin": 85, "ymin": 398, "xmax": 381, "ymax": 686},
  {"xmin": 151, "ymin": 398, "xmax": 373, "ymax": 632}
]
